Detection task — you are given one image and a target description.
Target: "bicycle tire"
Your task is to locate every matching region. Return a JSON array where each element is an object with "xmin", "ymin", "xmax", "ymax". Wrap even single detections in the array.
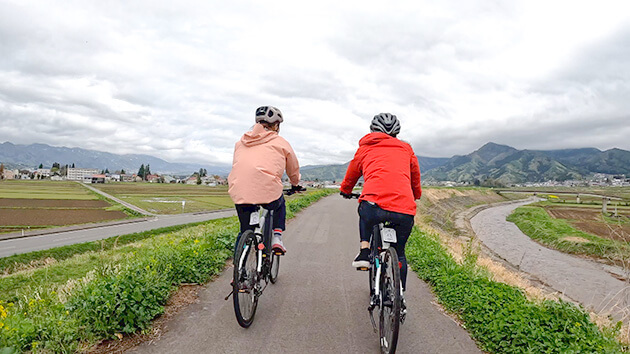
[
  {"xmin": 233, "ymin": 230, "xmax": 259, "ymax": 328},
  {"xmin": 379, "ymin": 247, "xmax": 401, "ymax": 354},
  {"xmin": 269, "ymin": 253, "xmax": 280, "ymax": 283}
]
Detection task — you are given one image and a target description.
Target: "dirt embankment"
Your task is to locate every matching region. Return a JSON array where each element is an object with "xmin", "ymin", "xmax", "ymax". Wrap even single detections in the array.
[{"xmin": 417, "ymin": 188, "xmax": 521, "ymax": 235}]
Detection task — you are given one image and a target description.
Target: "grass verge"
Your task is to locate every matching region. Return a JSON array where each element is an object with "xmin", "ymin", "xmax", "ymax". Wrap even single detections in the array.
[
  {"xmin": 0, "ymin": 189, "xmax": 335, "ymax": 353},
  {"xmin": 406, "ymin": 227, "xmax": 625, "ymax": 353},
  {"xmin": 506, "ymin": 205, "xmax": 630, "ymax": 263}
]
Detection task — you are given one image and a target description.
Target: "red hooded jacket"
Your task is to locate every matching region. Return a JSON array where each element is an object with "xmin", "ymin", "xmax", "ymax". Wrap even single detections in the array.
[{"xmin": 340, "ymin": 132, "xmax": 421, "ymax": 216}]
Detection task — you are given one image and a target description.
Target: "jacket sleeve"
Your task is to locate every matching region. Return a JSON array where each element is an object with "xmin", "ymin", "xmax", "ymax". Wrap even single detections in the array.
[
  {"xmin": 284, "ymin": 142, "xmax": 301, "ymax": 186},
  {"xmin": 340, "ymin": 148, "xmax": 363, "ymax": 194},
  {"xmin": 410, "ymin": 153, "xmax": 422, "ymax": 199}
]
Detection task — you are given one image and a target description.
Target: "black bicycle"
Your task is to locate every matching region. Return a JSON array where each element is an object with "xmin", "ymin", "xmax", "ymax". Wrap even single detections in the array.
[
  {"xmin": 228, "ymin": 188, "xmax": 303, "ymax": 328},
  {"xmin": 347, "ymin": 193, "xmax": 403, "ymax": 354}
]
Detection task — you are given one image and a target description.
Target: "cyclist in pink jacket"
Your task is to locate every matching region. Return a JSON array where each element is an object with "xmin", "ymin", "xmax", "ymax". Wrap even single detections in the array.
[{"xmin": 228, "ymin": 106, "xmax": 303, "ymax": 254}]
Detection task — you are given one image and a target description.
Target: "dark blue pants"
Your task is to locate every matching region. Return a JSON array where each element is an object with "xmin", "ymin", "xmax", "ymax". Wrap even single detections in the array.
[
  {"xmin": 358, "ymin": 201, "xmax": 414, "ymax": 291},
  {"xmin": 235, "ymin": 195, "xmax": 286, "ymax": 234}
]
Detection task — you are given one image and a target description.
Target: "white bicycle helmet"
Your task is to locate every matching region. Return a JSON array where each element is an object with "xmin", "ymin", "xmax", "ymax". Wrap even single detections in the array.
[
  {"xmin": 370, "ymin": 113, "xmax": 400, "ymax": 136},
  {"xmin": 255, "ymin": 106, "xmax": 284, "ymax": 124}
]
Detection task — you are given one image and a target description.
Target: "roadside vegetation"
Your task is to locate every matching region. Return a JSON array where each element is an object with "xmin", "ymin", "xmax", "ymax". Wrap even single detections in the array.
[
  {"xmin": 407, "ymin": 226, "xmax": 624, "ymax": 353},
  {"xmin": 414, "ymin": 187, "xmax": 627, "ymax": 352},
  {"xmin": 0, "ymin": 188, "xmax": 336, "ymax": 353}
]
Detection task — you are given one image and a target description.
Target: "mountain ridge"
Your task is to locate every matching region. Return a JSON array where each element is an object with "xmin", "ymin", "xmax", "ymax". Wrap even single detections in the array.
[{"xmin": 0, "ymin": 142, "xmax": 230, "ymax": 175}]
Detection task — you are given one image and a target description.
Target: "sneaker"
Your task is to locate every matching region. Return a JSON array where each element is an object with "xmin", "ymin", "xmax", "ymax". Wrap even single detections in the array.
[
  {"xmin": 400, "ymin": 296, "xmax": 407, "ymax": 324},
  {"xmin": 271, "ymin": 235, "xmax": 286, "ymax": 255},
  {"xmin": 352, "ymin": 248, "xmax": 370, "ymax": 269}
]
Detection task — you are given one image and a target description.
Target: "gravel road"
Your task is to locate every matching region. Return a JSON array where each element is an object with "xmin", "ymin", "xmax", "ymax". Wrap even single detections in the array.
[
  {"xmin": 130, "ymin": 196, "xmax": 481, "ymax": 354},
  {"xmin": 471, "ymin": 199, "xmax": 630, "ymax": 322}
]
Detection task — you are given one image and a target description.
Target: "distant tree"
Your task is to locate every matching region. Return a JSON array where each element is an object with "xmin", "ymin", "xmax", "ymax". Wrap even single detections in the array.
[
  {"xmin": 121, "ymin": 169, "xmax": 126, "ymax": 174},
  {"xmin": 0, "ymin": 163, "xmax": 4, "ymax": 180},
  {"xmin": 71, "ymin": 163, "xmax": 75, "ymax": 168},
  {"xmin": 138, "ymin": 164, "xmax": 145, "ymax": 180},
  {"xmin": 105, "ymin": 168, "xmax": 110, "ymax": 174},
  {"xmin": 145, "ymin": 164, "xmax": 151, "ymax": 180},
  {"xmin": 52, "ymin": 162, "xmax": 60, "ymax": 169},
  {"xmin": 38, "ymin": 163, "xmax": 43, "ymax": 169},
  {"xmin": 196, "ymin": 174, "xmax": 202, "ymax": 185}
]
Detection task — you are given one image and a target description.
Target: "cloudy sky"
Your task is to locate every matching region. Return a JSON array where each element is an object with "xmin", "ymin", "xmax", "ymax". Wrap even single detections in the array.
[{"xmin": 1, "ymin": 0, "xmax": 629, "ymax": 167}]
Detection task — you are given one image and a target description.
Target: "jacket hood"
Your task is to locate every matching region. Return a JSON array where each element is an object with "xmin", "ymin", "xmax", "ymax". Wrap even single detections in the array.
[
  {"xmin": 359, "ymin": 132, "xmax": 396, "ymax": 146},
  {"xmin": 241, "ymin": 123, "xmax": 278, "ymax": 147}
]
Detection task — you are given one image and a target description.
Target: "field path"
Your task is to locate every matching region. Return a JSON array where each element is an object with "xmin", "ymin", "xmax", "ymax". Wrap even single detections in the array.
[
  {"xmin": 79, "ymin": 182, "xmax": 156, "ymax": 216},
  {"xmin": 129, "ymin": 196, "xmax": 481, "ymax": 354},
  {"xmin": 471, "ymin": 200, "xmax": 630, "ymax": 322}
]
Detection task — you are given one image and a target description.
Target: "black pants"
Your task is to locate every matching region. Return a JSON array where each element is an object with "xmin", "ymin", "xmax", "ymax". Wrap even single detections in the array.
[
  {"xmin": 358, "ymin": 201, "xmax": 414, "ymax": 290},
  {"xmin": 235, "ymin": 195, "xmax": 286, "ymax": 234}
]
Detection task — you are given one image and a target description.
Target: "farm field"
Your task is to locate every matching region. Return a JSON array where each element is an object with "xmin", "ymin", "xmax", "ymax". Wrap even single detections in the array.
[
  {"xmin": 0, "ymin": 180, "xmax": 130, "ymax": 234},
  {"xmin": 507, "ymin": 196, "xmax": 630, "ymax": 265},
  {"xmin": 90, "ymin": 182, "xmax": 234, "ymax": 214}
]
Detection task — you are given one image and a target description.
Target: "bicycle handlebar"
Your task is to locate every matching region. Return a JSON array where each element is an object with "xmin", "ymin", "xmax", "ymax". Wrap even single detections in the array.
[
  {"xmin": 283, "ymin": 186, "xmax": 307, "ymax": 196},
  {"xmin": 340, "ymin": 192, "xmax": 361, "ymax": 199}
]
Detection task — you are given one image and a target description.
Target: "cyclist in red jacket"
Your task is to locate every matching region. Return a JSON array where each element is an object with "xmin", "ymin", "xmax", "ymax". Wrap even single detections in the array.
[{"xmin": 340, "ymin": 113, "xmax": 422, "ymax": 291}]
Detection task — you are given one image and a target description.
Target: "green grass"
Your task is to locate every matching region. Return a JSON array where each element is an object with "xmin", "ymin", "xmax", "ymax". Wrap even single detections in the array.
[
  {"xmin": 90, "ymin": 183, "xmax": 235, "ymax": 214},
  {"xmin": 0, "ymin": 180, "xmax": 97, "ymax": 200},
  {"xmin": 406, "ymin": 227, "xmax": 624, "ymax": 353},
  {"xmin": 507, "ymin": 206, "xmax": 630, "ymax": 262},
  {"xmin": 0, "ymin": 189, "xmax": 335, "ymax": 352}
]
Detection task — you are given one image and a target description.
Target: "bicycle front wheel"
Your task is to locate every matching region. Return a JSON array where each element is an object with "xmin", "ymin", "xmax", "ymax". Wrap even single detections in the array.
[
  {"xmin": 379, "ymin": 247, "xmax": 401, "ymax": 354},
  {"xmin": 269, "ymin": 253, "xmax": 280, "ymax": 284},
  {"xmin": 233, "ymin": 230, "xmax": 259, "ymax": 328}
]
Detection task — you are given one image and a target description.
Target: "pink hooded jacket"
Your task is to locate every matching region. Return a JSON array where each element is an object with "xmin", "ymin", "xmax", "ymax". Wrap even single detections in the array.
[{"xmin": 228, "ymin": 123, "xmax": 301, "ymax": 205}]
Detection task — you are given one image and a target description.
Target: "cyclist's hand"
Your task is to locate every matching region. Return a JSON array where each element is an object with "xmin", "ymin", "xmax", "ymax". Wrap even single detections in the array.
[
  {"xmin": 290, "ymin": 185, "xmax": 306, "ymax": 193},
  {"xmin": 340, "ymin": 191, "xmax": 353, "ymax": 199}
]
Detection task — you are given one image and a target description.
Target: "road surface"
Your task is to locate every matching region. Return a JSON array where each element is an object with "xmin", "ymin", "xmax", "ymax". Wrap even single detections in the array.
[
  {"xmin": 471, "ymin": 200, "xmax": 630, "ymax": 322},
  {"xmin": 130, "ymin": 196, "xmax": 481, "ymax": 353},
  {"xmin": 0, "ymin": 211, "xmax": 236, "ymax": 258}
]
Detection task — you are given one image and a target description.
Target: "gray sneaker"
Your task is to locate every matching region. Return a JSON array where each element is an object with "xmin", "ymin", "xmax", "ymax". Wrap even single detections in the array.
[{"xmin": 271, "ymin": 235, "xmax": 286, "ymax": 255}]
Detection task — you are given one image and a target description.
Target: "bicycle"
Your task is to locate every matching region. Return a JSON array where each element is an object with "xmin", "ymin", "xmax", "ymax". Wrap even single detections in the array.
[
  {"xmin": 347, "ymin": 193, "xmax": 404, "ymax": 354},
  {"xmin": 227, "ymin": 188, "xmax": 304, "ymax": 328}
]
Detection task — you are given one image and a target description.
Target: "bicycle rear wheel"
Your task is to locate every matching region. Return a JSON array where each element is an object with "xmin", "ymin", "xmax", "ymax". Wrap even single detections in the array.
[
  {"xmin": 269, "ymin": 253, "xmax": 280, "ymax": 283},
  {"xmin": 233, "ymin": 230, "xmax": 259, "ymax": 328},
  {"xmin": 379, "ymin": 247, "xmax": 401, "ymax": 354}
]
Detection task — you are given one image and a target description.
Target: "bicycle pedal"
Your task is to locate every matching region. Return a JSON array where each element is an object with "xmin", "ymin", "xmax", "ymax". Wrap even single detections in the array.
[{"xmin": 356, "ymin": 267, "xmax": 369, "ymax": 271}]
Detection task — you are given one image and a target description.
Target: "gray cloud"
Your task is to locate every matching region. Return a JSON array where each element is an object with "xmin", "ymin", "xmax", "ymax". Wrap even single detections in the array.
[{"xmin": 1, "ymin": 0, "xmax": 629, "ymax": 168}]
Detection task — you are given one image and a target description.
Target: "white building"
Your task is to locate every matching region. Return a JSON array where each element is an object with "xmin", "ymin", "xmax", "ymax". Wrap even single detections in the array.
[{"xmin": 67, "ymin": 168, "xmax": 99, "ymax": 181}]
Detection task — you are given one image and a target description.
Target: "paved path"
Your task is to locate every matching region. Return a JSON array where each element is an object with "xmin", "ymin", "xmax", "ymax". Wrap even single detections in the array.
[
  {"xmin": 471, "ymin": 200, "xmax": 630, "ymax": 322},
  {"xmin": 130, "ymin": 196, "xmax": 481, "ymax": 354},
  {"xmin": 0, "ymin": 210, "xmax": 236, "ymax": 258}
]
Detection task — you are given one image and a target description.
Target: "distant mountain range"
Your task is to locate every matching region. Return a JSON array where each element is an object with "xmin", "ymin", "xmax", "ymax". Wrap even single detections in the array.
[
  {"xmin": 299, "ymin": 142, "xmax": 630, "ymax": 184},
  {"xmin": 3, "ymin": 141, "xmax": 629, "ymax": 184},
  {"xmin": 425, "ymin": 142, "xmax": 630, "ymax": 184},
  {"xmin": 0, "ymin": 142, "xmax": 230, "ymax": 175}
]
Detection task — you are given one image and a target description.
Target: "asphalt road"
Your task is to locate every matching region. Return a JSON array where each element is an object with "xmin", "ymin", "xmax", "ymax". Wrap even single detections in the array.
[
  {"xmin": 0, "ymin": 210, "xmax": 236, "ymax": 258},
  {"xmin": 471, "ymin": 200, "xmax": 630, "ymax": 322},
  {"xmin": 130, "ymin": 196, "xmax": 481, "ymax": 354}
]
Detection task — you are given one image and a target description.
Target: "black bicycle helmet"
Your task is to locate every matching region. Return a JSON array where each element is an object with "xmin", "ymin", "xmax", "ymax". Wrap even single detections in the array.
[
  {"xmin": 370, "ymin": 113, "xmax": 400, "ymax": 136},
  {"xmin": 255, "ymin": 106, "xmax": 283, "ymax": 123}
]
